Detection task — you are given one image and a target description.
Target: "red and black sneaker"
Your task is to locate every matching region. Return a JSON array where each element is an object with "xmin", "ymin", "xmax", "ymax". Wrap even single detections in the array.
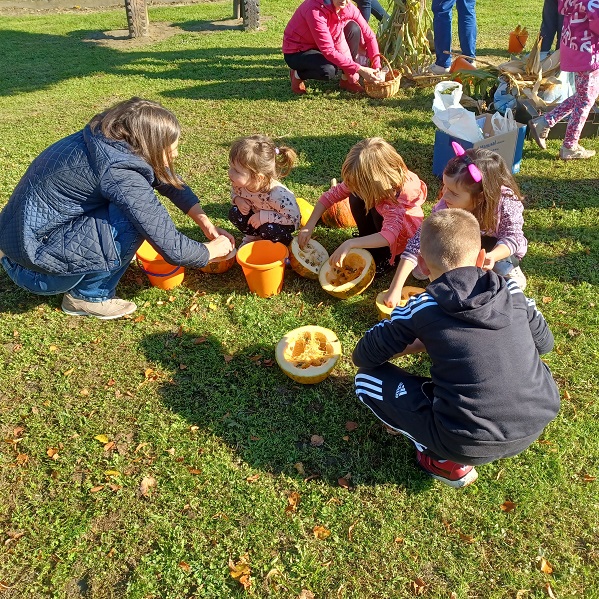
[
  {"xmin": 416, "ymin": 450, "xmax": 478, "ymax": 488},
  {"xmin": 290, "ymin": 70, "xmax": 306, "ymax": 95}
]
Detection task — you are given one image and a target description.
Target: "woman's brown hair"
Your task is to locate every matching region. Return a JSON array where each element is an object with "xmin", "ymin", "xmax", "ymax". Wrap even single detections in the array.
[
  {"xmin": 229, "ymin": 135, "xmax": 297, "ymax": 191},
  {"xmin": 341, "ymin": 138, "xmax": 407, "ymax": 211},
  {"xmin": 443, "ymin": 148, "xmax": 523, "ymax": 232},
  {"xmin": 89, "ymin": 97, "xmax": 182, "ymax": 188}
]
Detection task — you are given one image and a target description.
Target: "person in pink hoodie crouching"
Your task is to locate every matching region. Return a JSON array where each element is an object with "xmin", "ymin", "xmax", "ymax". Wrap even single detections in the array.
[
  {"xmin": 529, "ymin": 0, "xmax": 599, "ymax": 160},
  {"xmin": 283, "ymin": 0, "xmax": 383, "ymax": 94}
]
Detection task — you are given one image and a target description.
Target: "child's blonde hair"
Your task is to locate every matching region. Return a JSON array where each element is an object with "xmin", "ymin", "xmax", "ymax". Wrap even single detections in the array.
[
  {"xmin": 229, "ymin": 135, "xmax": 297, "ymax": 191},
  {"xmin": 421, "ymin": 209, "xmax": 481, "ymax": 272},
  {"xmin": 443, "ymin": 148, "xmax": 523, "ymax": 232},
  {"xmin": 89, "ymin": 97, "xmax": 182, "ymax": 188},
  {"xmin": 341, "ymin": 138, "xmax": 407, "ymax": 211}
]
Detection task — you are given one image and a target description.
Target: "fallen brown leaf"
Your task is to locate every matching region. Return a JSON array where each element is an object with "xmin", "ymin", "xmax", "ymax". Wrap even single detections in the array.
[
  {"xmin": 410, "ymin": 577, "xmax": 426, "ymax": 595},
  {"xmin": 16, "ymin": 453, "xmax": 28, "ymax": 465},
  {"xmin": 90, "ymin": 485, "xmax": 104, "ymax": 493},
  {"xmin": 106, "ymin": 548, "xmax": 116, "ymax": 558},
  {"xmin": 563, "ymin": 390, "xmax": 571, "ymax": 400},
  {"xmin": 544, "ymin": 582, "xmax": 557, "ymax": 598},
  {"xmin": 193, "ymin": 336, "xmax": 208, "ymax": 344},
  {"xmin": 298, "ymin": 590, "xmax": 315, "ymax": 599},
  {"xmin": 285, "ymin": 491, "xmax": 300, "ymax": 514},
  {"xmin": 246, "ymin": 473, "xmax": 260, "ymax": 483},
  {"xmin": 313, "ymin": 525, "xmax": 331, "ymax": 540},
  {"xmin": 310, "ymin": 435, "xmax": 324, "ymax": 447},
  {"xmin": 394, "ymin": 537, "xmax": 404, "ymax": 544},
  {"xmin": 542, "ymin": 296, "xmax": 552, "ymax": 304},
  {"xmin": 338, "ymin": 477, "xmax": 350, "ymax": 489},
  {"xmin": 500, "ymin": 500, "xmax": 517, "ymax": 512},
  {"xmin": 94, "ymin": 434, "xmax": 110, "ymax": 444},
  {"xmin": 294, "ymin": 462, "xmax": 305, "ymax": 475},
  {"xmin": 348, "ymin": 520, "xmax": 357, "ymax": 541},
  {"xmin": 539, "ymin": 557, "xmax": 553, "ymax": 574},
  {"xmin": 345, "ymin": 421, "xmax": 358, "ymax": 432},
  {"xmin": 583, "ymin": 473, "xmax": 596, "ymax": 482},
  {"xmin": 224, "ymin": 354, "xmax": 233, "ymax": 363},
  {"xmin": 188, "ymin": 468, "xmax": 202, "ymax": 475},
  {"xmin": 140, "ymin": 476, "xmax": 156, "ymax": 497},
  {"xmin": 179, "ymin": 561, "xmax": 191, "ymax": 572},
  {"xmin": 46, "ymin": 447, "xmax": 59, "ymax": 460},
  {"xmin": 458, "ymin": 532, "xmax": 475, "ymax": 544},
  {"xmin": 229, "ymin": 554, "xmax": 251, "ymax": 590}
]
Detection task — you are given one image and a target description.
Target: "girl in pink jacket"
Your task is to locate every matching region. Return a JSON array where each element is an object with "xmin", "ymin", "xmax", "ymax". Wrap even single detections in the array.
[
  {"xmin": 529, "ymin": 0, "xmax": 599, "ymax": 159},
  {"xmin": 298, "ymin": 138, "xmax": 427, "ymax": 276},
  {"xmin": 283, "ymin": 0, "xmax": 382, "ymax": 94}
]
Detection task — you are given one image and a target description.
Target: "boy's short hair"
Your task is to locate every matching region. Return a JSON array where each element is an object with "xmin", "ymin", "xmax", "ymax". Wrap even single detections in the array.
[{"xmin": 420, "ymin": 209, "xmax": 481, "ymax": 272}]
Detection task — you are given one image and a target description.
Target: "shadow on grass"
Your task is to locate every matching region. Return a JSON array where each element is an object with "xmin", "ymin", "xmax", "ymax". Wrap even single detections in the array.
[{"xmin": 138, "ymin": 330, "xmax": 433, "ymax": 493}]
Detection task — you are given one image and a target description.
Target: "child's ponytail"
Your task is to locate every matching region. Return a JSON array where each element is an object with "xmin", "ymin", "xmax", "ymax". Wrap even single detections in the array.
[{"xmin": 275, "ymin": 145, "xmax": 298, "ymax": 179}]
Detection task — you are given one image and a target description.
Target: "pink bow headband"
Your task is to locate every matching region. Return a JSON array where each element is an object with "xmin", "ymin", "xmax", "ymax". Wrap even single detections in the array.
[{"xmin": 451, "ymin": 142, "xmax": 482, "ymax": 183}]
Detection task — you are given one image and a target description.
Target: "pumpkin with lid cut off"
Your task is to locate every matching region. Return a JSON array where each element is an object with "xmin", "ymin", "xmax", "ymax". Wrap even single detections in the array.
[
  {"xmin": 318, "ymin": 248, "xmax": 375, "ymax": 299},
  {"xmin": 275, "ymin": 326, "xmax": 341, "ymax": 384},
  {"xmin": 289, "ymin": 238, "xmax": 329, "ymax": 280},
  {"xmin": 375, "ymin": 286, "xmax": 426, "ymax": 319},
  {"xmin": 199, "ymin": 248, "xmax": 237, "ymax": 274}
]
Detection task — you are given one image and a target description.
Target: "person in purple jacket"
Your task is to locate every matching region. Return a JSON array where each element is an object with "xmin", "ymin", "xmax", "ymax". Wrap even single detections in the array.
[
  {"xmin": 529, "ymin": 0, "xmax": 599, "ymax": 159},
  {"xmin": 283, "ymin": 0, "xmax": 383, "ymax": 94},
  {"xmin": 353, "ymin": 209, "xmax": 560, "ymax": 488},
  {"xmin": 0, "ymin": 98, "xmax": 234, "ymax": 320}
]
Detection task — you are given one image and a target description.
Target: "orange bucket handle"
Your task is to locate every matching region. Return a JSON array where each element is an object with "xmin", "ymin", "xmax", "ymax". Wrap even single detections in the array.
[{"xmin": 136, "ymin": 257, "xmax": 181, "ymax": 278}]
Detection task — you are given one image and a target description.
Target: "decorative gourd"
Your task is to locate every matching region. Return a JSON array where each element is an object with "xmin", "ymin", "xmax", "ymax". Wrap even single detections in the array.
[
  {"xmin": 319, "ymin": 248, "xmax": 375, "ymax": 299},
  {"xmin": 296, "ymin": 197, "xmax": 314, "ymax": 228},
  {"xmin": 321, "ymin": 197, "xmax": 357, "ymax": 229},
  {"xmin": 375, "ymin": 286, "xmax": 426, "ymax": 319},
  {"xmin": 275, "ymin": 326, "xmax": 342, "ymax": 384},
  {"xmin": 289, "ymin": 238, "xmax": 329, "ymax": 280},
  {"xmin": 199, "ymin": 248, "xmax": 237, "ymax": 274}
]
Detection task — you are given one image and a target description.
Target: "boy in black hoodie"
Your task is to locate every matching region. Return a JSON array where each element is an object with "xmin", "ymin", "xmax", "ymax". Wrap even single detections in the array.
[{"xmin": 352, "ymin": 209, "xmax": 560, "ymax": 488}]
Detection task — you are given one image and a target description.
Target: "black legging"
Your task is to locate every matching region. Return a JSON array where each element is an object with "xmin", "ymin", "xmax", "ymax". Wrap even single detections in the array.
[
  {"xmin": 284, "ymin": 21, "xmax": 361, "ymax": 81},
  {"xmin": 348, "ymin": 193, "xmax": 391, "ymax": 266},
  {"xmin": 229, "ymin": 205, "xmax": 295, "ymax": 246}
]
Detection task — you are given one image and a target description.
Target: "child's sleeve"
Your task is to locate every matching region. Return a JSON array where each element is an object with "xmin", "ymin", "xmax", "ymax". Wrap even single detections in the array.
[
  {"xmin": 494, "ymin": 189, "xmax": 528, "ymax": 259},
  {"xmin": 318, "ymin": 181, "xmax": 351, "ymax": 210},
  {"xmin": 525, "ymin": 296, "xmax": 555, "ymax": 355},
  {"xmin": 259, "ymin": 186, "xmax": 301, "ymax": 227},
  {"xmin": 399, "ymin": 199, "xmax": 445, "ymax": 265},
  {"xmin": 352, "ymin": 316, "xmax": 417, "ymax": 368}
]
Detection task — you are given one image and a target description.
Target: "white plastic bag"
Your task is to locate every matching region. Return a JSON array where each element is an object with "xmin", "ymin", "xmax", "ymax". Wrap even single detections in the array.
[
  {"xmin": 491, "ymin": 108, "xmax": 517, "ymax": 134},
  {"xmin": 433, "ymin": 81, "xmax": 463, "ymax": 111},
  {"xmin": 432, "ymin": 81, "xmax": 484, "ymax": 143}
]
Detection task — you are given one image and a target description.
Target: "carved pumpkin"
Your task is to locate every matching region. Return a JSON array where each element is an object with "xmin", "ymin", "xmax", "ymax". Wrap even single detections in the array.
[
  {"xmin": 318, "ymin": 248, "xmax": 375, "ymax": 299},
  {"xmin": 321, "ymin": 197, "xmax": 356, "ymax": 229},
  {"xmin": 375, "ymin": 286, "xmax": 426, "ymax": 319},
  {"xmin": 289, "ymin": 238, "xmax": 329, "ymax": 280},
  {"xmin": 199, "ymin": 248, "xmax": 237, "ymax": 274},
  {"xmin": 275, "ymin": 326, "xmax": 342, "ymax": 384}
]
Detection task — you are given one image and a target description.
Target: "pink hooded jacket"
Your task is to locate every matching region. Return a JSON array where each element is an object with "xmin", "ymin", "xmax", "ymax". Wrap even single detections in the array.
[
  {"xmin": 282, "ymin": 0, "xmax": 381, "ymax": 76},
  {"xmin": 318, "ymin": 170, "xmax": 427, "ymax": 263},
  {"xmin": 559, "ymin": 0, "xmax": 599, "ymax": 72}
]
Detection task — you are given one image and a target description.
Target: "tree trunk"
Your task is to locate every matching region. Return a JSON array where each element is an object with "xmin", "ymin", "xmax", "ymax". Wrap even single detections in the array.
[{"xmin": 125, "ymin": 0, "xmax": 149, "ymax": 38}]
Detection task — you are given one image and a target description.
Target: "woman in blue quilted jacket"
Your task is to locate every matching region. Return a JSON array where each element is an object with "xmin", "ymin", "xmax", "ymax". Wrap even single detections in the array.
[{"xmin": 0, "ymin": 98, "xmax": 234, "ymax": 320}]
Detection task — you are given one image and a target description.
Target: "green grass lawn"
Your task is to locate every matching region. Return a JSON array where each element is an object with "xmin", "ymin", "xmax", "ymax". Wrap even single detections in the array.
[{"xmin": 1, "ymin": 1, "xmax": 598, "ymax": 597}]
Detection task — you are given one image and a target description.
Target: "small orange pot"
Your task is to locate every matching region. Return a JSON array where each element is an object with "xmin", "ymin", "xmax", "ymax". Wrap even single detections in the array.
[
  {"xmin": 449, "ymin": 56, "xmax": 476, "ymax": 83},
  {"xmin": 508, "ymin": 32, "xmax": 528, "ymax": 54},
  {"xmin": 136, "ymin": 241, "xmax": 184, "ymax": 290},
  {"xmin": 236, "ymin": 240, "xmax": 288, "ymax": 298}
]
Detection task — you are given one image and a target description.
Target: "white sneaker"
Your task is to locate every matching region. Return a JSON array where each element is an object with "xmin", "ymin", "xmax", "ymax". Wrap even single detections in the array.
[
  {"xmin": 428, "ymin": 63, "xmax": 451, "ymax": 75},
  {"xmin": 61, "ymin": 294, "xmax": 137, "ymax": 320},
  {"xmin": 559, "ymin": 144, "xmax": 596, "ymax": 160},
  {"xmin": 529, "ymin": 116, "xmax": 550, "ymax": 150},
  {"xmin": 504, "ymin": 266, "xmax": 527, "ymax": 290}
]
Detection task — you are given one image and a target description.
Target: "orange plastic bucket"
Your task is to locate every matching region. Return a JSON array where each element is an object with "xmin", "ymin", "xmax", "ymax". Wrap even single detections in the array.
[
  {"xmin": 236, "ymin": 240, "xmax": 288, "ymax": 298},
  {"xmin": 136, "ymin": 240, "xmax": 185, "ymax": 290},
  {"xmin": 450, "ymin": 56, "xmax": 476, "ymax": 74},
  {"xmin": 508, "ymin": 32, "xmax": 528, "ymax": 54}
]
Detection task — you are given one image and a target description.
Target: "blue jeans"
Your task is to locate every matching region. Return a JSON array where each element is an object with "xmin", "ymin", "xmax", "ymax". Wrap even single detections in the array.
[
  {"xmin": 356, "ymin": 0, "xmax": 389, "ymax": 22},
  {"xmin": 432, "ymin": 0, "xmax": 477, "ymax": 68},
  {"xmin": 0, "ymin": 205, "xmax": 142, "ymax": 302},
  {"xmin": 539, "ymin": 0, "xmax": 563, "ymax": 52}
]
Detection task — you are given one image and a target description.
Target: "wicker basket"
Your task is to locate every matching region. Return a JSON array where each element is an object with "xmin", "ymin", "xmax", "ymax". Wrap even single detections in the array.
[{"xmin": 364, "ymin": 54, "xmax": 402, "ymax": 99}]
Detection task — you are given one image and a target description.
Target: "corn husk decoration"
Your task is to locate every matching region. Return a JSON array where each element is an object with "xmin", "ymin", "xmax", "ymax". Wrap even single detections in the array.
[
  {"xmin": 526, "ymin": 34, "xmax": 543, "ymax": 78},
  {"xmin": 377, "ymin": 0, "xmax": 434, "ymax": 78}
]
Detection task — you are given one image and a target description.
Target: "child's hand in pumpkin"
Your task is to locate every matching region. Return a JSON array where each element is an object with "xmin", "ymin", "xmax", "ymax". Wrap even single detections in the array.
[
  {"xmin": 329, "ymin": 240, "xmax": 354, "ymax": 268},
  {"xmin": 382, "ymin": 287, "xmax": 403, "ymax": 309},
  {"xmin": 297, "ymin": 226, "xmax": 313, "ymax": 248}
]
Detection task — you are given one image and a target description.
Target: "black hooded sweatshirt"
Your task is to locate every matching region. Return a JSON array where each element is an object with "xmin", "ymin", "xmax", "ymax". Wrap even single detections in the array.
[{"xmin": 353, "ymin": 267, "xmax": 560, "ymax": 461}]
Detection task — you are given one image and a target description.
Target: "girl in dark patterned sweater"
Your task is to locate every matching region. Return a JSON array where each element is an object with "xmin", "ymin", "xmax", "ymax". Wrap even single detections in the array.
[{"xmin": 228, "ymin": 135, "xmax": 301, "ymax": 247}]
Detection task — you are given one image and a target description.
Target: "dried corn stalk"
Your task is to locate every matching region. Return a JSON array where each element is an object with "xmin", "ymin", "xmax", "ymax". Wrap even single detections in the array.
[{"xmin": 377, "ymin": 0, "xmax": 434, "ymax": 78}]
